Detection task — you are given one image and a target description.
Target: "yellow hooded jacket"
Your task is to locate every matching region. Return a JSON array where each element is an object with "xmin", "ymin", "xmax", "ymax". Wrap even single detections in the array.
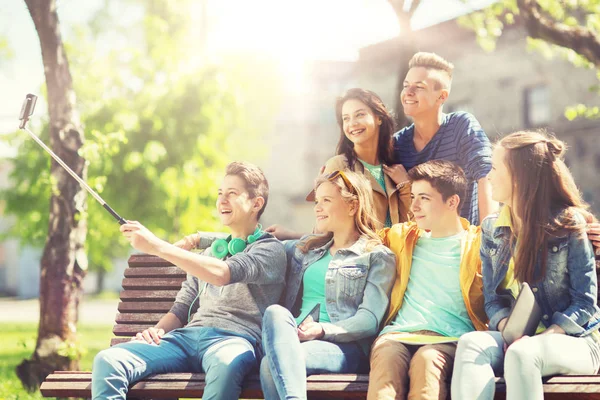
[{"xmin": 380, "ymin": 218, "xmax": 488, "ymax": 331}]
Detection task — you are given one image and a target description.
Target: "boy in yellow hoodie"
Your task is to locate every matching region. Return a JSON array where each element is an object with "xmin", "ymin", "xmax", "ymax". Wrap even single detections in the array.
[{"xmin": 368, "ymin": 160, "xmax": 487, "ymax": 400}]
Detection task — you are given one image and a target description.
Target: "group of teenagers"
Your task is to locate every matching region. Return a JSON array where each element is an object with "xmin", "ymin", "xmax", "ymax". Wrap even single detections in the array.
[{"xmin": 91, "ymin": 52, "xmax": 600, "ymax": 400}]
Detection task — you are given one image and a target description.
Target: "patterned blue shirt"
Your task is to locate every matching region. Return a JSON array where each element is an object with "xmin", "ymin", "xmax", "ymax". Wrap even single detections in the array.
[{"xmin": 393, "ymin": 112, "xmax": 492, "ymax": 225}]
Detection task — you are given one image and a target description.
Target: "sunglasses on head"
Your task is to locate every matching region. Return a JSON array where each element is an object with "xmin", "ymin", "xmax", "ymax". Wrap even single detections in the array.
[
  {"xmin": 305, "ymin": 170, "xmax": 356, "ymax": 202},
  {"xmin": 326, "ymin": 170, "xmax": 355, "ymax": 193}
]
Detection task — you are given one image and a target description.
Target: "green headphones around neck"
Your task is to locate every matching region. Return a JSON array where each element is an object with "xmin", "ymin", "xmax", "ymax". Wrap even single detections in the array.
[{"xmin": 211, "ymin": 224, "xmax": 264, "ymax": 259}]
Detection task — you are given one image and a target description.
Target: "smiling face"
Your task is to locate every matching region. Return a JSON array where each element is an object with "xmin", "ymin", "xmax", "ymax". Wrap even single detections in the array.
[
  {"xmin": 216, "ymin": 174, "xmax": 261, "ymax": 228},
  {"xmin": 341, "ymin": 98, "xmax": 381, "ymax": 148},
  {"xmin": 401, "ymin": 67, "xmax": 448, "ymax": 118},
  {"xmin": 410, "ymin": 180, "xmax": 457, "ymax": 232},
  {"xmin": 313, "ymin": 181, "xmax": 355, "ymax": 234},
  {"xmin": 488, "ymin": 146, "xmax": 514, "ymax": 206}
]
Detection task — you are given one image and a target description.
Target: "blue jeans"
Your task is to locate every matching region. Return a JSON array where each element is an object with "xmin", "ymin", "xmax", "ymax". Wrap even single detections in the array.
[
  {"xmin": 92, "ymin": 326, "xmax": 257, "ymax": 400},
  {"xmin": 260, "ymin": 305, "xmax": 366, "ymax": 400},
  {"xmin": 451, "ymin": 330, "xmax": 600, "ymax": 400}
]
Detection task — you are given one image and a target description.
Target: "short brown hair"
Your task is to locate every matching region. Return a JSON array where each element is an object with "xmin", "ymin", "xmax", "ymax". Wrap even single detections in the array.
[
  {"xmin": 408, "ymin": 160, "xmax": 466, "ymax": 208},
  {"xmin": 225, "ymin": 161, "xmax": 269, "ymax": 219},
  {"xmin": 408, "ymin": 52, "xmax": 454, "ymax": 89}
]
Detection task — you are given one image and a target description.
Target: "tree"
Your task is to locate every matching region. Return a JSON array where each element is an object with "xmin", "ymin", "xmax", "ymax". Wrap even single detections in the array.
[
  {"xmin": 459, "ymin": 0, "xmax": 600, "ymax": 119},
  {"xmin": 15, "ymin": 0, "xmax": 88, "ymax": 390},
  {"xmin": 3, "ymin": 0, "xmax": 283, "ymax": 287},
  {"xmin": 3, "ymin": 3, "xmax": 284, "ymax": 389},
  {"xmin": 388, "ymin": 0, "xmax": 422, "ymax": 128}
]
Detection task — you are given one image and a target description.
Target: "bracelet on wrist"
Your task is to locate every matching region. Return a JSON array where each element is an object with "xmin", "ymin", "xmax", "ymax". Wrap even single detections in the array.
[{"xmin": 396, "ymin": 180, "xmax": 410, "ymax": 190}]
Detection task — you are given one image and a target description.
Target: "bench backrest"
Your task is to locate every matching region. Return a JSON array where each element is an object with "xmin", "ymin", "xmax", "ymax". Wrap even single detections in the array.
[{"xmin": 112, "ymin": 254, "xmax": 185, "ymax": 346}]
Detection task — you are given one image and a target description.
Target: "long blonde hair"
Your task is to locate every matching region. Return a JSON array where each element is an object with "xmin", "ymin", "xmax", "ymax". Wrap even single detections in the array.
[
  {"xmin": 500, "ymin": 130, "xmax": 595, "ymax": 283},
  {"xmin": 298, "ymin": 170, "xmax": 382, "ymax": 253}
]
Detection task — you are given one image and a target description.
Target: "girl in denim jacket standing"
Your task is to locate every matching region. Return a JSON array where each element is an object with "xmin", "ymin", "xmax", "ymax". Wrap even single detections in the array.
[
  {"xmin": 451, "ymin": 131, "xmax": 600, "ymax": 400},
  {"xmin": 260, "ymin": 170, "xmax": 396, "ymax": 400}
]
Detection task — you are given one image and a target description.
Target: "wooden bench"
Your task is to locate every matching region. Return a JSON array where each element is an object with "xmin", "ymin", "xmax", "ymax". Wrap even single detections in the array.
[{"xmin": 40, "ymin": 254, "xmax": 600, "ymax": 399}]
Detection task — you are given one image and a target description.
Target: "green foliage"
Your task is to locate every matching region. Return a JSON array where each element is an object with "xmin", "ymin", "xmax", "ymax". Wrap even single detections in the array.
[
  {"xmin": 460, "ymin": 0, "xmax": 600, "ymax": 53},
  {"xmin": 459, "ymin": 0, "xmax": 600, "ymax": 120},
  {"xmin": 458, "ymin": 0, "xmax": 518, "ymax": 52},
  {"xmin": 57, "ymin": 339, "xmax": 88, "ymax": 361},
  {"xmin": 565, "ymin": 103, "xmax": 600, "ymax": 120},
  {"xmin": 525, "ymin": 37, "xmax": 596, "ymax": 68},
  {"xmin": 1, "ymin": 124, "xmax": 52, "ymax": 248},
  {"xmin": 1, "ymin": 0, "xmax": 284, "ymax": 274}
]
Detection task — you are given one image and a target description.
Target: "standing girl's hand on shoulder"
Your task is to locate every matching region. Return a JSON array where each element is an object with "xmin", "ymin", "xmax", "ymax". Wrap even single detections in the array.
[
  {"xmin": 265, "ymin": 224, "xmax": 303, "ymax": 241},
  {"xmin": 383, "ymin": 164, "xmax": 409, "ymax": 186},
  {"xmin": 173, "ymin": 233, "xmax": 198, "ymax": 251}
]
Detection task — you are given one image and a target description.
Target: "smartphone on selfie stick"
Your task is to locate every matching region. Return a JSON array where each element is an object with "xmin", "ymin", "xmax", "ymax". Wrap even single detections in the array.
[{"xmin": 18, "ymin": 93, "xmax": 126, "ymax": 225}]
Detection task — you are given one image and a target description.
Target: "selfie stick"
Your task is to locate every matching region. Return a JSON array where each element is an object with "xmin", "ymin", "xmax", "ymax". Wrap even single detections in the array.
[{"xmin": 18, "ymin": 94, "xmax": 126, "ymax": 225}]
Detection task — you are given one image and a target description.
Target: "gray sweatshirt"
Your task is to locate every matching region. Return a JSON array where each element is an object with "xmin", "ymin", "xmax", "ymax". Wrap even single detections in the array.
[{"xmin": 169, "ymin": 233, "xmax": 286, "ymax": 346}]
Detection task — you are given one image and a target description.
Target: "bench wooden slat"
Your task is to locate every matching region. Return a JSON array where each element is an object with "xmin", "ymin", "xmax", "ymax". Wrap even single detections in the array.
[
  {"xmin": 40, "ymin": 381, "xmax": 91, "ymax": 398},
  {"xmin": 41, "ymin": 373, "xmax": 369, "ymax": 399},
  {"xmin": 119, "ymin": 290, "xmax": 178, "ymax": 301},
  {"xmin": 305, "ymin": 374, "xmax": 368, "ymax": 382},
  {"xmin": 44, "ymin": 372, "xmax": 370, "ymax": 383},
  {"xmin": 541, "ymin": 384, "xmax": 600, "ymax": 393},
  {"xmin": 113, "ymin": 323, "xmax": 155, "ymax": 336},
  {"xmin": 124, "ymin": 266, "xmax": 186, "ymax": 278},
  {"xmin": 121, "ymin": 278, "xmax": 185, "ymax": 290},
  {"xmin": 544, "ymin": 375, "xmax": 600, "ymax": 384},
  {"xmin": 45, "ymin": 372, "xmax": 209, "ymax": 381},
  {"xmin": 117, "ymin": 301, "xmax": 174, "ymax": 313},
  {"xmin": 44, "ymin": 373, "xmax": 92, "ymax": 381},
  {"xmin": 115, "ymin": 313, "xmax": 165, "ymax": 323},
  {"xmin": 128, "ymin": 254, "xmax": 174, "ymax": 268}
]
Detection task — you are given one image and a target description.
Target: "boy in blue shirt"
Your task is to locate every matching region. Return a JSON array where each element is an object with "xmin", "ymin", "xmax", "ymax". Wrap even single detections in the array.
[{"xmin": 385, "ymin": 52, "xmax": 496, "ymax": 225}]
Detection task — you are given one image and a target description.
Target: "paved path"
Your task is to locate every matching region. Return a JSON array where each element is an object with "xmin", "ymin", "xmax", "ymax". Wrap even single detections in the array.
[{"xmin": 0, "ymin": 297, "xmax": 119, "ymax": 325}]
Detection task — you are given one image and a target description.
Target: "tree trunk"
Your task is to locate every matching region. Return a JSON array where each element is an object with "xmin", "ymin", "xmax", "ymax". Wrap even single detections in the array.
[{"xmin": 17, "ymin": 0, "xmax": 87, "ymax": 391}]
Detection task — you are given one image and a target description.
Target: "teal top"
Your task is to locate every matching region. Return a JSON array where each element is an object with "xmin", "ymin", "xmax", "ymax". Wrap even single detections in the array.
[
  {"xmin": 295, "ymin": 252, "xmax": 332, "ymax": 324},
  {"xmin": 359, "ymin": 160, "xmax": 392, "ymax": 227},
  {"xmin": 380, "ymin": 230, "xmax": 475, "ymax": 337}
]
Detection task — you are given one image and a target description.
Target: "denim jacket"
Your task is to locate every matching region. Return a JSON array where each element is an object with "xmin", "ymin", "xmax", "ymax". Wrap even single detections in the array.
[
  {"xmin": 481, "ymin": 210, "xmax": 600, "ymax": 336},
  {"xmin": 283, "ymin": 235, "xmax": 396, "ymax": 350}
]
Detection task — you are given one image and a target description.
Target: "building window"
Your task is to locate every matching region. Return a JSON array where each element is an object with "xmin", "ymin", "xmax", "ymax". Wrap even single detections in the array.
[{"xmin": 524, "ymin": 85, "xmax": 551, "ymax": 127}]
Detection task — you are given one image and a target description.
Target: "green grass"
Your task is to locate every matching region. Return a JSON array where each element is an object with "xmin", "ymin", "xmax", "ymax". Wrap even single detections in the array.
[{"xmin": 0, "ymin": 323, "xmax": 113, "ymax": 400}]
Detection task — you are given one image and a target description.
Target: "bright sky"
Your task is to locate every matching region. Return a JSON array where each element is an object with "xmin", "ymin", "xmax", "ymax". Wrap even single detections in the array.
[{"xmin": 0, "ymin": 0, "xmax": 495, "ymax": 148}]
